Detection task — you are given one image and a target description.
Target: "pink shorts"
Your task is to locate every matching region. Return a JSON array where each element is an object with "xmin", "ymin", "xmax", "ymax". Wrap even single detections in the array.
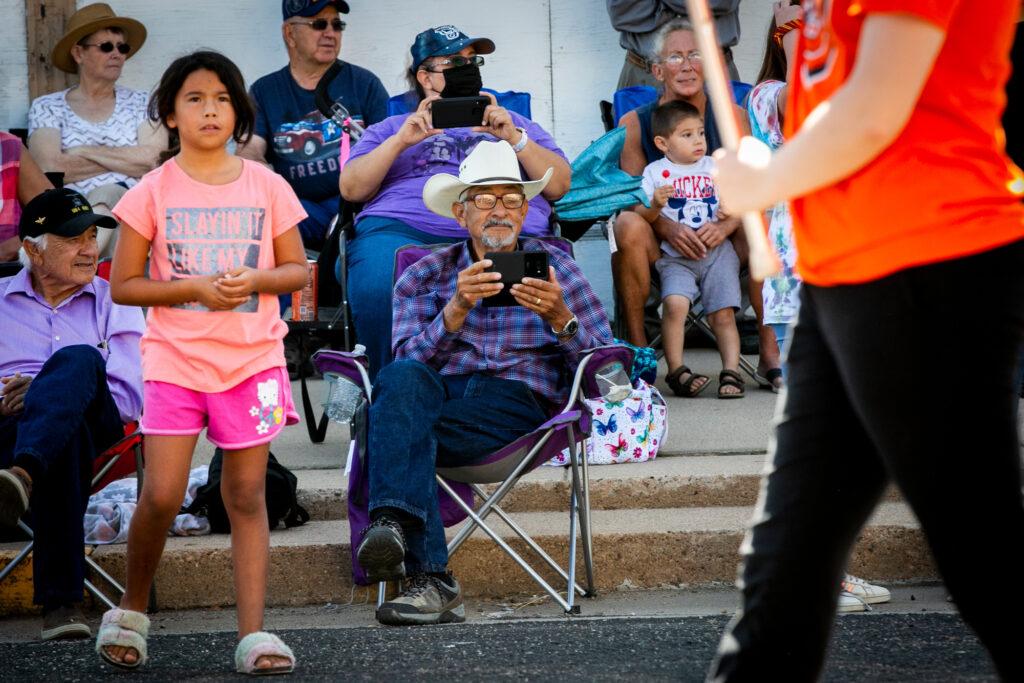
[{"xmin": 141, "ymin": 366, "xmax": 300, "ymax": 450}]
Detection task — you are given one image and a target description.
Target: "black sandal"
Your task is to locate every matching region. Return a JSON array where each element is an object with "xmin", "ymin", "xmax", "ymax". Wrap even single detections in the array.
[
  {"xmin": 665, "ymin": 365, "xmax": 710, "ymax": 398},
  {"xmin": 755, "ymin": 367, "xmax": 784, "ymax": 394},
  {"xmin": 718, "ymin": 369, "xmax": 746, "ymax": 399}
]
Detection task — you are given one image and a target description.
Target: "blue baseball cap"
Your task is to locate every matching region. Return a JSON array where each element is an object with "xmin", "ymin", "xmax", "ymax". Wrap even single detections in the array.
[
  {"xmin": 282, "ymin": 0, "xmax": 349, "ymax": 20},
  {"xmin": 410, "ymin": 25, "xmax": 495, "ymax": 71}
]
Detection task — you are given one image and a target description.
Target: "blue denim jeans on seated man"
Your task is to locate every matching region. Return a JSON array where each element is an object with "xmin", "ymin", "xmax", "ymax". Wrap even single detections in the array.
[
  {"xmin": 343, "ymin": 216, "xmax": 458, "ymax": 381},
  {"xmin": 0, "ymin": 345, "xmax": 124, "ymax": 608},
  {"xmin": 367, "ymin": 359, "xmax": 549, "ymax": 574}
]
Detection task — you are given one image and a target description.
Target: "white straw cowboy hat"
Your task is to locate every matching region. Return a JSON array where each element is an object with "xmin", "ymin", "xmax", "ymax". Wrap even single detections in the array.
[
  {"xmin": 51, "ymin": 3, "xmax": 147, "ymax": 74},
  {"xmin": 423, "ymin": 140, "xmax": 553, "ymax": 218}
]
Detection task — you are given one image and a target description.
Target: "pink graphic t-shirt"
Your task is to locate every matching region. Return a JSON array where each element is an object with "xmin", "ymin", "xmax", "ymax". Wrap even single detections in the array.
[{"xmin": 114, "ymin": 158, "xmax": 307, "ymax": 392}]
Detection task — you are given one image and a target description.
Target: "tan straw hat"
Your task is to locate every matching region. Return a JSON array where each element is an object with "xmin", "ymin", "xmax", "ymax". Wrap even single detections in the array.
[{"xmin": 51, "ymin": 3, "xmax": 147, "ymax": 74}]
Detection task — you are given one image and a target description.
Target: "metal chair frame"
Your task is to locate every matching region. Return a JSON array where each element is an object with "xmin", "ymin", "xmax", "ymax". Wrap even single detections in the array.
[{"xmin": 0, "ymin": 426, "xmax": 145, "ymax": 610}]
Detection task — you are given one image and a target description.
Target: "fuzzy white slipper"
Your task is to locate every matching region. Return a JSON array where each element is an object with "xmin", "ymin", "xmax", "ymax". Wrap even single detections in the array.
[
  {"xmin": 235, "ymin": 631, "xmax": 295, "ymax": 676},
  {"xmin": 95, "ymin": 608, "xmax": 149, "ymax": 670}
]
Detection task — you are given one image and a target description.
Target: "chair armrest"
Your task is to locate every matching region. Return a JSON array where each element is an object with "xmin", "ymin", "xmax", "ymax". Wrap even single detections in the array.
[{"xmin": 313, "ymin": 348, "xmax": 372, "ymax": 397}]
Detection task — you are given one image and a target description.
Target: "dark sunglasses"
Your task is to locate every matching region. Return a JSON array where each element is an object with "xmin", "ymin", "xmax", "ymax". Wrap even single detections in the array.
[
  {"xmin": 81, "ymin": 41, "xmax": 131, "ymax": 55},
  {"xmin": 422, "ymin": 55, "xmax": 485, "ymax": 73},
  {"xmin": 289, "ymin": 18, "xmax": 346, "ymax": 32}
]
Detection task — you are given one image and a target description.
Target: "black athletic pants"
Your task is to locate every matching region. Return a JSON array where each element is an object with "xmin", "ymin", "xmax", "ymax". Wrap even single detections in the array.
[{"xmin": 709, "ymin": 239, "xmax": 1024, "ymax": 682}]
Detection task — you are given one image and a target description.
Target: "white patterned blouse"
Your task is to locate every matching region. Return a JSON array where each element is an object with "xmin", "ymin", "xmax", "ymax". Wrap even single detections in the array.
[{"xmin": 28, "ymin": 85, "xmax": 149, "ymax": 195}]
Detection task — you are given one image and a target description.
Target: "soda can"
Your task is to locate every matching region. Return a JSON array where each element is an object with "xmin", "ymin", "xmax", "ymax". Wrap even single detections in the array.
[{"xmin": 291, "ymin": 260, "xmax": 318, "ymax": 321}]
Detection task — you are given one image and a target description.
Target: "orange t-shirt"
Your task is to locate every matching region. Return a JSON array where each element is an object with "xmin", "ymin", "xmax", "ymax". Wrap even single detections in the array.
[
  {"xmin": 785, "ymin": 0, "xmax": 1024, "ymax": 285},
  {"xmin": 114, "ymin": 158, "xmax": 307, "ymax": 392}
]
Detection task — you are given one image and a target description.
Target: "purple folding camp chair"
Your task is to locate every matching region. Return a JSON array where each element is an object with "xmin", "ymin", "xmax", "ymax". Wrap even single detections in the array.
[{"xmin": 314, "ymin": 241, "xmax": 634, "ymax": 614}]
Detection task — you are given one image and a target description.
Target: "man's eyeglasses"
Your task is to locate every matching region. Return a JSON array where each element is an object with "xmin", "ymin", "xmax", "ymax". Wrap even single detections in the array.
[
  {"xmin": 422, "ymin": 55, "xmax": 485, "ymax": 73},
  {"xmin": 81, "ymin": 41, "xmax": 131, "ymax": 55},
  {"xmin": 463, "ymin": 192, "xmax": 526, "ymax": 210},
  {"xmin": 661, "ymin": 51, "xmax": 702, "ymax": 67},
  {"xmin": 289, "ymin": 18, "xmax": 346, "ymax": 32}
]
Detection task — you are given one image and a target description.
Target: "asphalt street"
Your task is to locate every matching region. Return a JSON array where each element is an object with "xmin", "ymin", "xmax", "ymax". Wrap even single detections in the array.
[{"xmin": 0, "ymin": 612, "xmax": 996, "ymax": 682}]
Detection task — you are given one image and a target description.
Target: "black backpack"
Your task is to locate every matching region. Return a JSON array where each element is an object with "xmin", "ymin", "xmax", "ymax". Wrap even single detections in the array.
[{"xmin": 183, "ymin": 449, "xmax": 310, "ymax": 533}]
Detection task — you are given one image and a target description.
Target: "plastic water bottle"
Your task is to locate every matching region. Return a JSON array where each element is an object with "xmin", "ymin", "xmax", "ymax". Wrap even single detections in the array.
[{"xmin": 323, "ymin": 372, "xmax": 363, "ymax": 423}]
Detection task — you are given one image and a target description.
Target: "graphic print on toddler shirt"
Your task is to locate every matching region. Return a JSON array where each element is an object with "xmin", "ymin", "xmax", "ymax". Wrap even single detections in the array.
[{"xmin": 164, "ymin": 206, "xmax": 266, "ymax": 312}]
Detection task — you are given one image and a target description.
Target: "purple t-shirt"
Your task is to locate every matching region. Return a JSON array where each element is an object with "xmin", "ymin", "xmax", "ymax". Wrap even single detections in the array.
[{"xmin": 349, "ymin": 112, "xmax": 567, "ymax": 238}]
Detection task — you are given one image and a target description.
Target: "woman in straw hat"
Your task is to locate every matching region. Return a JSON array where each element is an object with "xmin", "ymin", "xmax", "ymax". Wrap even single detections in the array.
[{"xmin": 27, "ymin": 3, "xmax": 166, "ymax": 257}]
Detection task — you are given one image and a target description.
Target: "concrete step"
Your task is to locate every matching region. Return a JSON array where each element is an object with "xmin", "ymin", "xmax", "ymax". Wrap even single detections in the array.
[
  {"xmin": 296, "ymin": 454, "xmax": 769, "ymax": 521},
  {"xmin": 296, "ymin": 455, "xmax": 901, "ymax": 520},
  {"xmin": 0, "ymin": 502, "xmax": 932, "ymax": 615}
]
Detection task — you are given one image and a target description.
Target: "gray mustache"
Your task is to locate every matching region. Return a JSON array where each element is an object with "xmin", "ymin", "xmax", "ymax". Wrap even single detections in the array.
[{"xmin": 484, "ymin": 219, "xmax": 515, "ymax": 229}]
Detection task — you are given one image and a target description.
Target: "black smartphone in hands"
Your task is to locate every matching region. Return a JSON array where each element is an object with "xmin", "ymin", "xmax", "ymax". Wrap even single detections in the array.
[
  {"xmin": 431, "ymin": 96, "xmax": 490, "ymax": 128},
  {"xmin": 482, "ymin": 251, "xmax": 550, "ymax": 307}
]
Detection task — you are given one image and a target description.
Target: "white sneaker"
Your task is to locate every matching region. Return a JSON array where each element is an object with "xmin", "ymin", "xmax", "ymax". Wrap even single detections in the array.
[
  {"xmin": 841, "ymin": 574, "xmax": 891, "ymax": 604},
  {"xmin": 837, "ymin": 592, "xmax": 868, "ymax": 613}
]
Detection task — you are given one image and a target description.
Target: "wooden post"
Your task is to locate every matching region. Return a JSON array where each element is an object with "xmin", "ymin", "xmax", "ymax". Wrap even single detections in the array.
[{"xmin": 25, "ymin": 0, "xmax": 77, "ymax": 101}]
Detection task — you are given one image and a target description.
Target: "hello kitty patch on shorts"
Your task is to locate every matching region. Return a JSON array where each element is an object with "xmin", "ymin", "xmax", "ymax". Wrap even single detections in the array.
[{"xmin": 250, "ymin": 377, "xmax": 285, "ymax": 435}]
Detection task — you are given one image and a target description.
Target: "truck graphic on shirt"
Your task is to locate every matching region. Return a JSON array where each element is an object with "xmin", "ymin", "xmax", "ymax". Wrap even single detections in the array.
[{"xmin": 272, "ymin": 112, "xmax": 342, "ymax": 160}]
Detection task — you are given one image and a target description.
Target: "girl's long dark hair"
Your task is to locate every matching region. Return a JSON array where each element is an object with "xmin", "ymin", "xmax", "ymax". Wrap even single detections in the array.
[
  {"xmin": 149, "ymin": 50, "xmax": 256, "ymax": 163},
  {"xmin": 756, "ymin": 1, "xmax": 801, "ymax": 84}
]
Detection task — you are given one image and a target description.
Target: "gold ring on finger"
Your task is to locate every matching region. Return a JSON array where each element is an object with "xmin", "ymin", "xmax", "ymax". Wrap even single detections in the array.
[{"xmin": 535, "ymin": 297, "xmax": 541, "ymax": 305}]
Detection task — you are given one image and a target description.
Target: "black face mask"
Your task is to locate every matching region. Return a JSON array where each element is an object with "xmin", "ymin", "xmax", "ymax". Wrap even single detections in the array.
[{"xmin": 440, "ymin": 64, "xmax": 483, "ymax": 98}]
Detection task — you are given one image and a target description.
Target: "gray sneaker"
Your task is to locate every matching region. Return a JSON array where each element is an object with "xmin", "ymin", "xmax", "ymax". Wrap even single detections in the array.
[
  {"xmin": 0, "ymin": 468, "xmax": 31, "ymax": 528},
  {"xmin": 356, "ymin": 516, "xmax": 407, "ymax": 582},
  {"xmin": 41, "ymin": 605, "xmax": 91, "ymax": 641},
  {"xmin": 376, "ymin": 573, "xmax": 466, "ymax": 626}
]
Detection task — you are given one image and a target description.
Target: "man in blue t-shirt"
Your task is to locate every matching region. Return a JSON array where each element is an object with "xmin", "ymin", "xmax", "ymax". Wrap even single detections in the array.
[{"xmin": 240, "ymin": 0, "xmax": 388, "ymax": 249}]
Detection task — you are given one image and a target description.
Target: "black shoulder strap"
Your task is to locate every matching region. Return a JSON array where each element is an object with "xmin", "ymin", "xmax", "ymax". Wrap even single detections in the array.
[{"xmin": 314, "ymin": 60, "xmax": 344, "ymax": 119}]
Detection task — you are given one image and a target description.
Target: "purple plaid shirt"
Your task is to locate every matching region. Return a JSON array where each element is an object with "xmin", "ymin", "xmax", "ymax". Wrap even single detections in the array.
[
  {"xmin": 392, "ymin": 238, "xmax": 613, "ymax": 404},
  {"xmin": 0, "ymin": 132, "xmax": 22, "ymax": 243}
]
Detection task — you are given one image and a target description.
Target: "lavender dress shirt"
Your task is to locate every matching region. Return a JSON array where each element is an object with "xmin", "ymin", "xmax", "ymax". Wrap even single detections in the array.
[{"xmin": 0, "ymin": 268, "xmax": 144, "ymax": 423}]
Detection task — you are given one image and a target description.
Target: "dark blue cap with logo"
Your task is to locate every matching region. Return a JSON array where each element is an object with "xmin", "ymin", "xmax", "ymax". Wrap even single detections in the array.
[
  {"xmin": 19, "ymin": 188, "xmax": 116, "ymax": 240},
  {"xmin": 410, "ymin": 25, "xmax": 495, "ymax": 71},
  {"xmin": 282, "ymin": 0, "xmax": 349, "ymax": 20}
]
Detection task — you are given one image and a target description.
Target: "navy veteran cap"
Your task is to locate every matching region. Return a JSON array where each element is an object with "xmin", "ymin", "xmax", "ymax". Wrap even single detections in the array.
[
  {"xmin": 19, "ymin": 188, "xmax": 117, "ymax": 240},
  {"xmin": 410, "ymin": 25, "xmax": 495, "ymax": 71},
  {"xmin": 282, "ymin": 0, "xmax": 349, "ymax": 20}
]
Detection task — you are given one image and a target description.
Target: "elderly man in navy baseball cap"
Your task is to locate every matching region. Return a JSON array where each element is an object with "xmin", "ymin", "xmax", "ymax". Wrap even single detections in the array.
[{"xmin": 236, "ymin": 0, "xmax": 388, "ymax": 254}]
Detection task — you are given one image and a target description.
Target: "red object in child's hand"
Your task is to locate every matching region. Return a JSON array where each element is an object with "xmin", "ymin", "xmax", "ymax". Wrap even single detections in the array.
[{"xmin": 662, "ymin": 170, "xmax": 671, "ymax": 178}]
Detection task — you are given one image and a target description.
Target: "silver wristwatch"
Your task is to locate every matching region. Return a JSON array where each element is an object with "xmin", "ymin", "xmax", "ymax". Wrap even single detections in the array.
[{"xmin": 552, "ymin": 314, "xmax": 579, "ymax": 340}]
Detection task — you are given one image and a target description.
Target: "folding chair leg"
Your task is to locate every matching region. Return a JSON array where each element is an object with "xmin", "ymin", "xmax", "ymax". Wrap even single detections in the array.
[
  {"xmin": 376, "ymin": 580, "xmax": 387, "ymax": 608},
  {"xmin": 85, "ymin": 555, "xmax": 125, "ymax": 595},
  {"xmin": 577, "ymin": 436, "xmax": 597, "ymax": 596},
  {"xmin": 446, "ymin": 431, "xmax": 555, "ymax": 556},
  {"xmin": 0, "ymin": 538, "xmax": 33, "ymax": 583},
  {"xmin": 84, "ymin": 578, "xmax": 117, "ymax": 610},
  {"xmin": 566, "ymin": 485, "xmax": 579, "ymax": 613},
  {"xmin": 466, "ymin": 483, "xmax": 588, "ymax": 598},
  {"xmin": 437, "ymin": 477, "xmax": 574, "ymax": 613}
]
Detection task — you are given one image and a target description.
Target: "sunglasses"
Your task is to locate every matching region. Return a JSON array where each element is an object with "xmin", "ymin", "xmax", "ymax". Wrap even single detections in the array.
[
  {"xmin": 81, "ymin": 41, "xmax": 131, "ymax": 55},
  {"xmin": 289, "ymin": 18, "xmax": 346, "ymax": 32},
  {"xmin": 422, "ymin": 55, "xmax": 485, "ymax": 73}
]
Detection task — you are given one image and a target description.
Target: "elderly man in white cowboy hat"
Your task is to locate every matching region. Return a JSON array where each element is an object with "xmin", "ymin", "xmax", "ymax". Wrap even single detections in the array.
[
  {"xmin": 27, "ymin": 2, "xmax": 166, "ymax": 258},
  {"xmin": 352, "ymin": 139, "xmax": 612, "ymax": 626}
]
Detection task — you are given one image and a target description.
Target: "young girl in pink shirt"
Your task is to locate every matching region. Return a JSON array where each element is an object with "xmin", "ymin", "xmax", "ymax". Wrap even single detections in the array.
[{"xmin": 95, "ymin": 51, "xmax": 309, "ymax": 675}]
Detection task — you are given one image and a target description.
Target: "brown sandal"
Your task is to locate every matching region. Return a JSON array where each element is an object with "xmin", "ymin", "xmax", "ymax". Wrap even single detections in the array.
[
  {"xmin": 717, "ymin": 369, "xmax": 746, "ymax": 399},
  {"xmin": 665, "ymin": 365, "xmax": 710, "ymax": 398}
]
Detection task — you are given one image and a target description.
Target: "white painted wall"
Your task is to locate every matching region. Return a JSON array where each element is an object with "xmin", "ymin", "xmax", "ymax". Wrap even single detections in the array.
[{"xmin": 0, "ymin": 0, "xmax": 773, "ymax": 158}]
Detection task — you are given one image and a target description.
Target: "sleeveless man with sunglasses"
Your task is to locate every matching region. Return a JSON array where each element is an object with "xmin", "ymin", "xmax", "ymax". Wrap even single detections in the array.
[{"xmin": 240, "ymin": 0, "xmax": 388, "ymax": 251}]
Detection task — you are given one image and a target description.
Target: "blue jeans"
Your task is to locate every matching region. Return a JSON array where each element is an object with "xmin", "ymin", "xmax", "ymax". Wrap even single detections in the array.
[
  {"xmin": 0, "ymin": 345, "xmax": 123, "ymax": 608},
  {"xmin": 298, "ymin": 195, "xmax": 340, "ymax": 251},
  {"xmin": 344, "ymin": 216, "xmax": 458, "ymax": 380},
  {"xmin": 367, "ymin": 360, "xmax": 548, "ymax": 574},
  {"xmin": 768, "ymin": 323, "xmax": 791, "ymax": 380}
]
